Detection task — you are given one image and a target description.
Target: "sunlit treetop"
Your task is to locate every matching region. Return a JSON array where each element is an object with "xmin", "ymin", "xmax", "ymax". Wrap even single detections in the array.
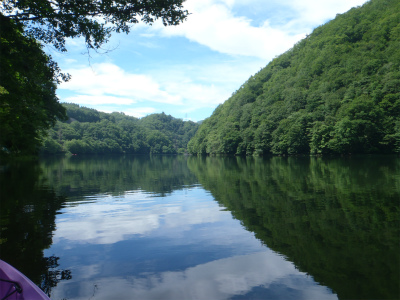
[{"xmin": 0, "ymin": 0, "xmax": 189, "ymax": 51}]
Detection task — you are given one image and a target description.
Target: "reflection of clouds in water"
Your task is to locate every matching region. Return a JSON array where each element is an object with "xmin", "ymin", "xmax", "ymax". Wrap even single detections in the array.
[
  {"xmin": 53, "ymin": 189, "xmax": 225, "ymax": 245},
  {"xmin": 50, "ymin": 187, "xmax": 337, "ymax": 299},
  {"xmin": 164, "ymin": 206, "xmax": 228, "ymax": 229},
  {"xmin": 53, "ymin": 251, "xmax": 337, "ymax": 300}
]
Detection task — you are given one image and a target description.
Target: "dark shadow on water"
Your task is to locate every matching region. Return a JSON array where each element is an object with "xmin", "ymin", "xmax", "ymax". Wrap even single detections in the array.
[
  {"xmin": 0, "ymin": 160, "xmax": 71, "ymax": 297},
  {"xmin": 187, "ymin": 155, "xmax": 400, "ymax": 300}
]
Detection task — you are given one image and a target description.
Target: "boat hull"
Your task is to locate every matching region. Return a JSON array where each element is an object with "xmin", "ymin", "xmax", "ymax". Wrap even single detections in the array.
[{"xmin": 0, "ymin": 260, "xmax": 50, "ymax": 300}]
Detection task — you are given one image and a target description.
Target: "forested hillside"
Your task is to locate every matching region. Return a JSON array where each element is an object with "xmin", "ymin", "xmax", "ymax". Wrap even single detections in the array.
[
  {"xmin": 41, "ymin": 104, "xmax": 199, "ymax": 155},
  {"xmin": 188, "ymin": 0, "xmax": 400, "ymax": 155}
]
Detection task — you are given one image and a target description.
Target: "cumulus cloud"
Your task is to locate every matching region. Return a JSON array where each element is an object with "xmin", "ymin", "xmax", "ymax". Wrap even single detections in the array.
[
  {"xmin": 154, "ymin": 0, "xmax": 368, "ymax": 60},
  {"xmin": 59, "ymin": 63, "xmax": 182, "ymax": 105},
  {"xmin": 53, "ymin": 189, "xmax": 226, "ymax": 245},
  {"xmin": 158, "ymin": 0, "xmax": 303, "ymax": 60},
  {"xmin": 58, "ymin": 61, "xmax": 242, "ymax": 117},
  {"xmin": 64, "ymin": 95, "xmax": 135, "ymax": 106},
  {"xmin": 287, "ymin": 0, "xmax": 368, "ymax": 24},
  {"xmin": 51, "ymin": 251, "xmax": 338, "ymax": 300},
  {"xmin": 121, "ymin": 107, "xmax": 158, "ymax": 118}
]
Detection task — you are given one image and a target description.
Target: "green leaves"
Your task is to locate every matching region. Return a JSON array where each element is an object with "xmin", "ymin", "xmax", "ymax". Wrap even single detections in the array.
[
  {"xmin": 2, "ymin": 0, "xmax": 189, "ymax": 51},
  {"xmin": 0, "ymin": 15, "xmax": 67, "ymax": 155},
  {"xmin": 188, "ymin": 0, "xmax": 400, "ymax": 156},
  {"xmin": 40, "ymin": 104, "xmax": 199, "ymax": 155}
]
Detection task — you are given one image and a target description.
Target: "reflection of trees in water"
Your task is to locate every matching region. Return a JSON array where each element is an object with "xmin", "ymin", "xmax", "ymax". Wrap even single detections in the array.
[
  {"xmin": 39, "ymin": 155, "xmax": 199, "ymax": 200},
  {"xmin": 1, "ymin": 155, "xmax": 200, "ymax": 296},
  {"xmin": 2, "ymin": 155, "xmax": 398, "ymax": 298},
  {"xmin": 0, "ymin": 161, "xmax": 72, "ymax": 296},
  {"xmin": 188, "ymin": 155, "xmax": 400, "ymax": 300},
  {"xmin": 41, "ymin": 256, "xmax": 72, "ymax": 297}
]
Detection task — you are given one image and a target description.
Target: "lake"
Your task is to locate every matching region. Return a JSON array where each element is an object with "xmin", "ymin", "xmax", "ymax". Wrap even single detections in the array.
[{"xmin": 0, "ymin": 155, "xmax": 399, "ymax": 300}]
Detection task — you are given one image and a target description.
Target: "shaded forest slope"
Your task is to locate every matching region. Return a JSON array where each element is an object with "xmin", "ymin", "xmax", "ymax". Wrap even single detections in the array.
[
  {"xmin": 42, "ymin": 103, "xmax": 199, "ymax": 155},
  {"xmin": 188, "ymin": 0, "xmax": 400, "ymax": 155}
]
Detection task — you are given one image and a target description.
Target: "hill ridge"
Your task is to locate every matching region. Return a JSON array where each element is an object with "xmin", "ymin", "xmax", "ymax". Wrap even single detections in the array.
[
  {"xmin": 188, "ymin": 0, "xmax": 400, "ymax": 155},
  {"xmin": 42, "ymin": 103, "xmax": 199, "ymax": 155}
]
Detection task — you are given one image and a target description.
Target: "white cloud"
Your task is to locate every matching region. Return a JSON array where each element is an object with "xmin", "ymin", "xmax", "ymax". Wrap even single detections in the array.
[
  {"xmin": 153, "ymin": 0, "xmax": 368, "ymax": 60},
  {"xmin": 166, "ymin": 81, "xmax": 230, "ymax": 107},
  {"xmin": 139, "ymin": 33, "xmax": 156, "ymax": 38},
  {"xmin": 122, "ymin": 107, "xmax": 157, "ymax": 118},
  {"xmin": 57, "ymin": 61, "xmax": 247, "ymax": 116},
  {"xmin": 148, "ymin": 61, "xmax": 263, "ymax": 110},
  {"xmin": 158, "ymin": 0, "xmax": 303, "ymax": 60},
  {"xmin": 287, "ymin": 0, "xmax": 368, "ymax": 24},
  {"xmin": 51, "ymin": 251, "xmax": 338, "ymax": 300},
  {"xmin": 59, "ymin": 63, "xmax": 182, "ymax": 105},
  {"xmin": 53, "ymin": 189, "xmax": 226, "ymax": 245},
  {"xmin": 64, "ymin": 95, "xmax": 135, "ymax": 105}
]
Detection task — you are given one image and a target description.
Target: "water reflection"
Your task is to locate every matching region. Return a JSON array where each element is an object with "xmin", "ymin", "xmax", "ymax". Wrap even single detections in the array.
[
  {"xmin": 51, "ymin": 251, "xmax": 336, "ymax": 300},
  {"xmin": 46, "ymin": 186, "xmax": 337, "ymax": 300},
  {"xmin": 52, "ymin": 189, "xmax": 224, "ymax": 245},
  {"xmin": 187, "ymin": 155, "xmax": 400, "ymax": 300},
  {"xmin": 0, "ymin": 160, "xmax": 71, "ymax": 297},
  {"xmin": 40, "ymin": 155, "xmax": 198, "ymax": 200},
  {"xmin": 1, "ymin": 155, "xmax": 398, "ymax": 299}
]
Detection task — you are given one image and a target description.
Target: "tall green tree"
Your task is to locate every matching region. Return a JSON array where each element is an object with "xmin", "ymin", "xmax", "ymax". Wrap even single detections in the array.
[{"xmin": 0, "ymin": 15, "xmax": 67, "ymax": 154}]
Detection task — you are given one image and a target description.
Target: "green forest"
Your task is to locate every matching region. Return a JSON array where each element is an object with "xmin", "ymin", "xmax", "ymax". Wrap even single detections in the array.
[
  {"xmin": 188, "ymin": 0, "xmax": 400, "ymax": 155},
  {"xmin": 41, "ymin": 103, "xmax": 199, "ymax": 155}
]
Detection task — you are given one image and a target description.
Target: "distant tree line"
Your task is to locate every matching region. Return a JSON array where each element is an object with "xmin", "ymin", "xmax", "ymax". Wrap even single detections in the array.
[
  {"xmin": 41, "ymin": 103, "xmax": 199, "ymax": 155},
  {"xmin": 188, "ymin": 0, "xmax": 400, "ymax": 156}
]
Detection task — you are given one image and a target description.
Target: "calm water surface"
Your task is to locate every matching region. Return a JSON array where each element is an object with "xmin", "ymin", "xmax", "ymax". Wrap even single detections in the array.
[{"xmin": 0, "ymin": 155, "xmax": 399, "ymax": 300}]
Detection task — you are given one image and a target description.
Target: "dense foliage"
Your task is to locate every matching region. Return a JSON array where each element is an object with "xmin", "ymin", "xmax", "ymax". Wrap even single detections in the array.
[
  {"xmin": 188, "ymin": 0, "xmax": 400, "ymax": 155},
  {"xmin": 1, "ymin": 0, "xmax": 188, "ymax": 51},
  {"xmin": 0, "ymin": 15, "xmax": 68, "ymax": 155},
  {"xmin": 41, "ymin": 103, "xmax": 199, "ymax": 155}
]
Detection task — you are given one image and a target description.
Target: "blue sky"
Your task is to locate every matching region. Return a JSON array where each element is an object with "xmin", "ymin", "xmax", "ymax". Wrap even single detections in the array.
[{"xmin": 50, "ymin": 0, "xmax": 368, "ymax": 122}]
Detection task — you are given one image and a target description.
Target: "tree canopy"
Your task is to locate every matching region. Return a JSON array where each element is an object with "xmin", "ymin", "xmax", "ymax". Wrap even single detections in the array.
[
  {"xmin": 0, "ymin": 15, "xmax": 68, "ymax": 154},
  {"xmin": 40, "ymin": 103, "xmax": 199, "ymax": 155},
  {"xmin": 1, "ymin": 0, "xmax": 188, "ymax": 51},
  {"xmin": 188, "ymin": 0, "xmax": 400, "ymax": 156}
]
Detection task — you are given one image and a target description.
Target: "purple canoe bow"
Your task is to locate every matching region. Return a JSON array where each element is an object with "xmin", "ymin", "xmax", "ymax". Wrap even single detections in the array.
[{"xmin": 0, "ymin": 259, "xmax": 50, "ymax": 300}]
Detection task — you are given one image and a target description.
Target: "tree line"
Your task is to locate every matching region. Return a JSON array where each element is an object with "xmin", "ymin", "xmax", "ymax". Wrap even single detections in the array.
[
  {"xmin": 41, "ymin": 103, "xmax": 199, "ymax": 155},
  {"xmin": 188, "ymin": 0, "xmax": 400, "ymax": 156}
]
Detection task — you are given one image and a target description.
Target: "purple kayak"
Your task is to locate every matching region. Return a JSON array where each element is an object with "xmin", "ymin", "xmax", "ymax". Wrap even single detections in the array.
[{"xmin": 0, "ymin": 260, "xmax": 50, "ymax": 300}]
